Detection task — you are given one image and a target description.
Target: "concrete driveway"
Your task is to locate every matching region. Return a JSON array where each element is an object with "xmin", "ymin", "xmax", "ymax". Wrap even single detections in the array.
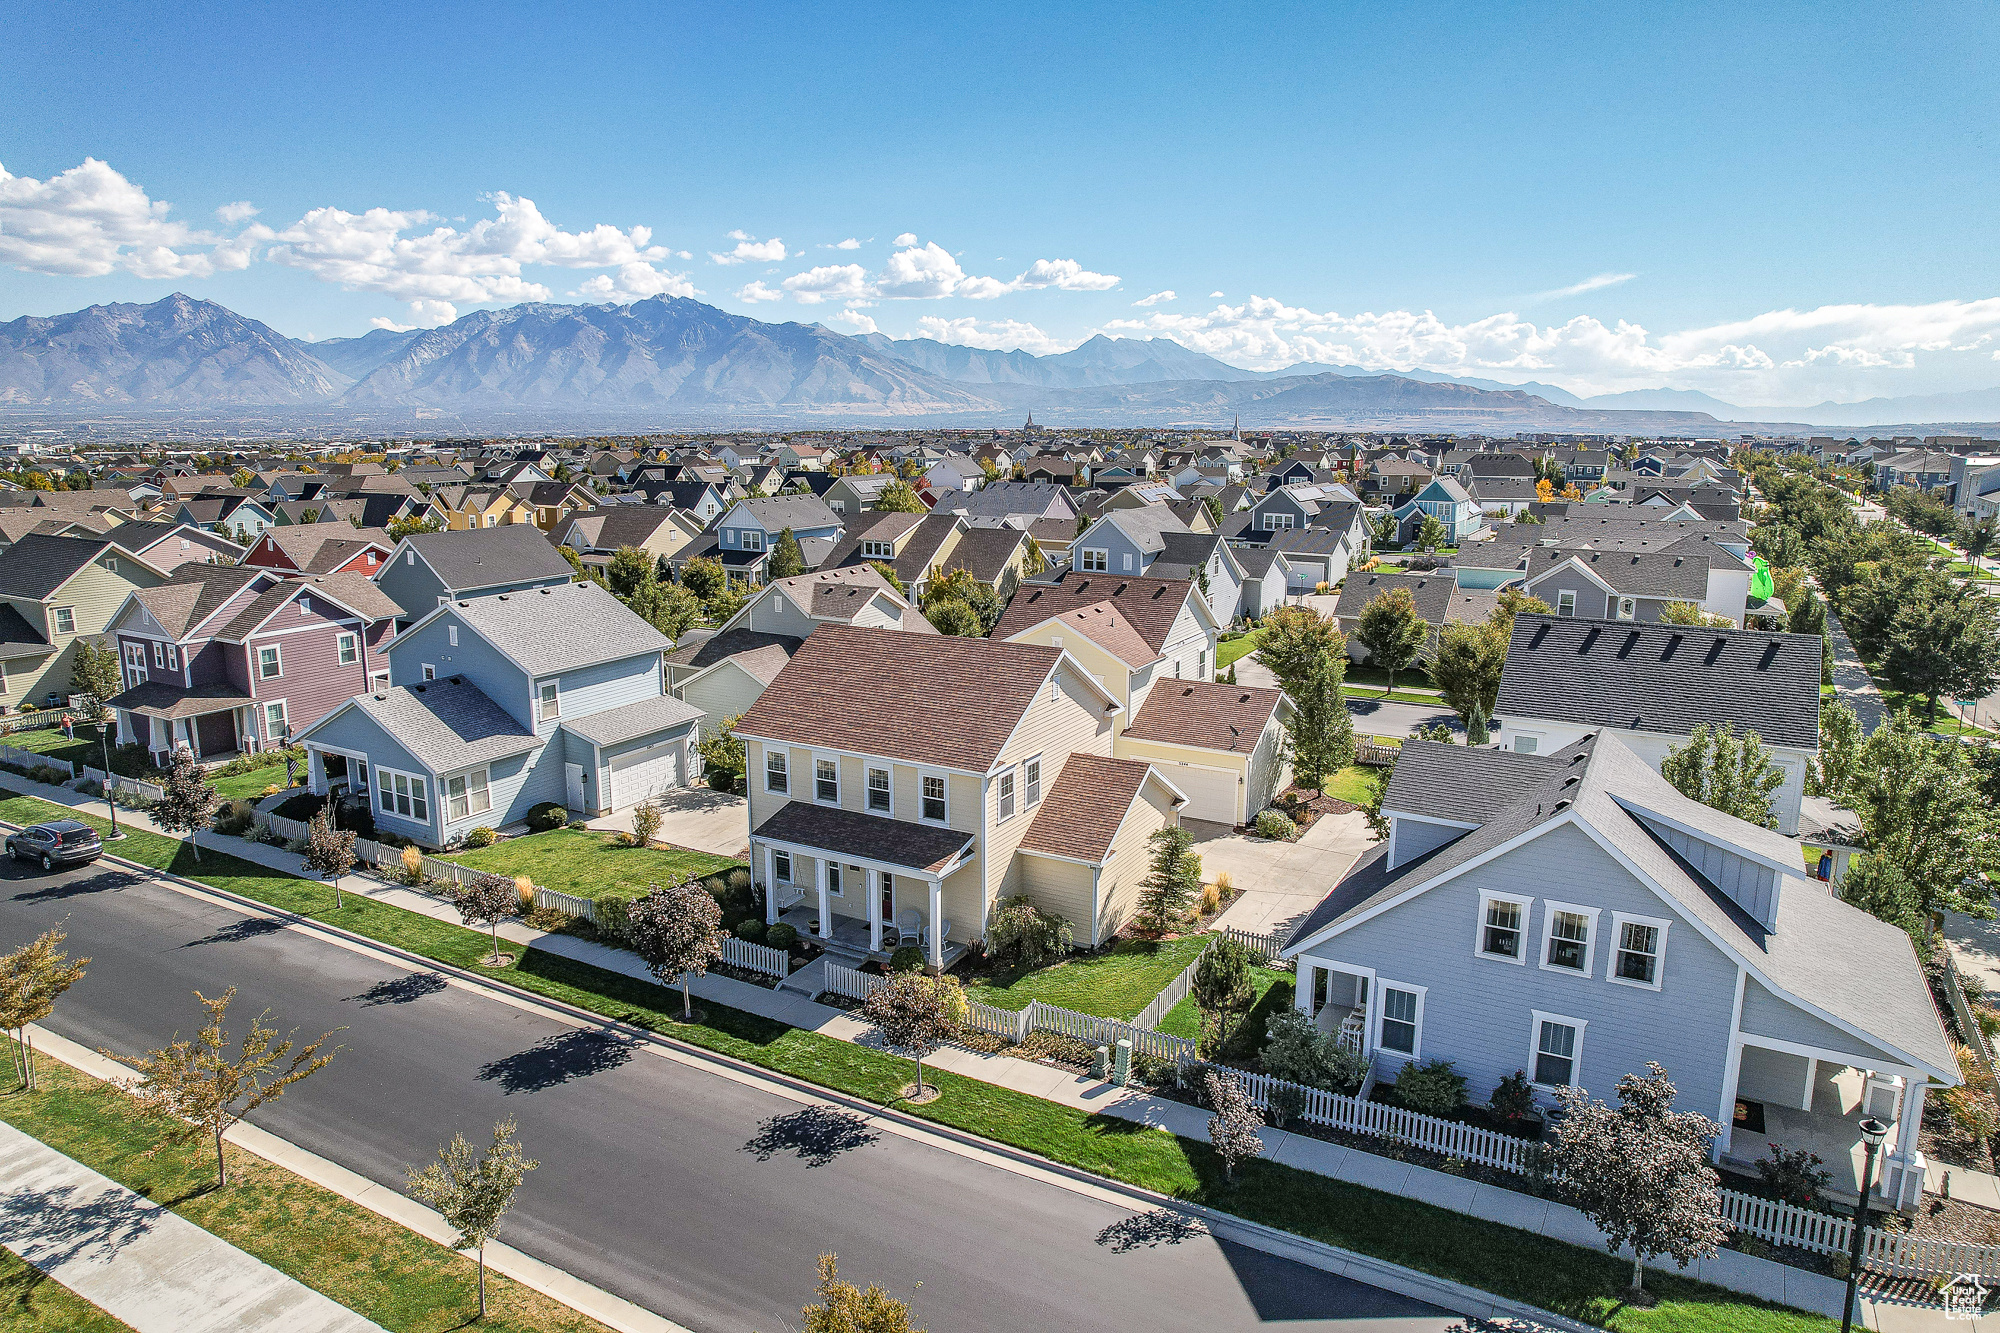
[
  {"xmin": 588, "ymin": 784, "xmax": 750, "ymax": 859},
  {"xmin": 1194, "ymin": 809, "xmax": 1377, "ymax": 940}
]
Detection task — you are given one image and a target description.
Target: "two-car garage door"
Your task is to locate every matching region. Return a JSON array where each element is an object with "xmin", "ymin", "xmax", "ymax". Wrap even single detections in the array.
[{"xmin": 609, "ymin": 736, "xmax": 684, "ymax": 807}]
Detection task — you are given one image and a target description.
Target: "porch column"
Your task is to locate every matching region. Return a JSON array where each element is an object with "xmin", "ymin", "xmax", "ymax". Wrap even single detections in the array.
[
  {"xmin": 815, "ymin": 858, "xmax": 832, "ymax": 940},
  {"xmin": 1893, "ymin": 1077, "xmax": 1927, "ymax": 1201},
  {"xmin": 926, "ymin": 878, "xmax": 942, "ymax": 966},
  {"xmin": 763, "ymin": 844, "xmax": 780, "ymax": 925},
  {"xmin": 866, "ymin": 867, "xmax": 883, "ymax": 953},
  {"xmin": 308, "ymin": 747, "xmax": 327, "ymax": 795},
  {"xmin": 1296, "ymin": 963, "xmax": 1318, "ymax": 1016}
]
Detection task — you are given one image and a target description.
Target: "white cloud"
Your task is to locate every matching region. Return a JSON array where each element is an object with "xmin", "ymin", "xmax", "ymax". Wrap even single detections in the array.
[
  {"xmin": 215, "ymin": 200, "xmax": 259, "ymax": 225},
  {"xmin": 1011, "ymin": 258, "xmax": 1119, "ymax": 292},
  {"xmin": 711, "ymin": 230, "xmax": 787, "ymax": 265},
  {"xmin": 1209, "ymin": 290, "xmax": 1225, "ymax": 298},
  {"xmin": 368, "ymin": 298, "xmax": 459, "ymax": 331},
  {"xmin": 1132, "ymin": 290, "xmax": 1176, "ymax": 307},
  {"xmin": 1534, "ymin": 271, "xmax": 1638, "ymax": 302},
  {"xmin": 783, "ymin": 263, "xmax": 870, "ymax": 305},
  {"xmin": 833, "ymin": 237, "xmax": 861, "ymax": 250},
  {"xmin": 893, "ymin": 232, "xmax": 918, "ymax": 247},
  {"xmin": 0, "ymin": 157, "xmax": 235, "ymax": 279},
  {"xmin": 573, "ymin": 262, "xmax": 699, "ymax": 303},
  {"xmin": 913, "ymin": 315, "xmax": 1071, "ymax": 357},
  {"xmin": 771, "ymin": 240, "xmax": 1118, "ymax": 306},
  {"xmin": 831, "ymin": 310, "xmax": 879, "ymax": 334},
  {"xmin": 736, "ymin": 280, "xmax": 785, "ymax": 303}
]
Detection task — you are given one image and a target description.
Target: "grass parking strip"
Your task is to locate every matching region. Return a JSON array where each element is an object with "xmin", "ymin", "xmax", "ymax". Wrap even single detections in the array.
[
  {"xmin": 0, "ymin": 1246, "xmax": 132, "ymax": 1333},
  {"xmin": 0, "ymin": 787, "xmax": 1832, "ymax": 1332}
]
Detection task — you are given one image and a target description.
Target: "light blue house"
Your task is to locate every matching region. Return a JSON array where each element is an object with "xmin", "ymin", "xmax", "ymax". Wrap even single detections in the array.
[
  {"xmin": 715, "ymin": 494, "xmax": 844, "ymax": 583},
  {"xmin": 374, "ymin": 525, "xmax": 576, "ymax": 624},
  {"xmin": 1281, "ymin": 734, "xmax": 1956, "ymax": 1214},
  {"xmin": 294, "ymin": 580, "xmax": 700, "ymax": 847},
  {"xmin": 1391, "ymin": 476, "xmax": 1486, "ymax": 545}
]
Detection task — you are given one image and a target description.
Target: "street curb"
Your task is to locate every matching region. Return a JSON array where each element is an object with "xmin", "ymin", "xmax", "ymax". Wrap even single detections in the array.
[{"xmin": 8, "ymin": 825, "xmax": 1604, "ymax": 1333}]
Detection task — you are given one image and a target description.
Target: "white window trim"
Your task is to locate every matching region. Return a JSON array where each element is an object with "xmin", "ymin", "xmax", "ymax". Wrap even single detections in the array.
[
  {"xmin": 813, "ymin": 752, "xmax": 840, "ymax": 805},
  {"xmin": 1529, "ymin": 1010, "xmax": 1588, "ymax": 1091},
  {"xmin": 1080, "ymin": 548, "xmax": 1108, "ymax": 572},
  {"xmin": 52, "ymin": 606, "xmax": 75, "ymax": 634},
  {"xmin": 446, "ymin": 765, "xmax": 494, "ymax": 821},
  {"xmin": 865, "ymin": 764, "xmax": 893, "ymax": 815},
  {"xmin": 152, "ymin": 641, "xmax": 165, "ymax": 669},
  {"xmin": 1373, "ymin": 977, "xmax": 1426, "ymax": 1061},
  {"xmin": 1555, "ymin": 590, "xmax": 1576, "ymax": 617},
  {"xmin": 538, "ymin": 680, "xmax": 560, "ymax": 721},
  {"xmin": 376, "ymin": 765, "xmax": 432, "ymax": 823},
  {"xmin": 448, "ymin": 625, "xmax": 459, "ymax": 646},
  {"xmin": 336, "ymin": 632, "xmax": 358, "ymax": 665},
  {"xmin": 765, "ymin": 748, "xmax": 790, "ymax": 795},
  {"xmin": 262, "ymin": 698, "xmax": 289, "ymax": 738},
  {"xmin": 369, "ymin": 670, "xmax": 390, "ymax": 691},
  {"xmin": 422, "ymin": 663, "xmax": 437, "ymax": 680},
  {"xmin": 257, "ymin": 644, "xmax": 283, "ymax": 679},
  {"xmin": 919, "ymin": 769, "xmax": 949, "ymax": 824},
  {"xmin": 1474, "ymin": 889, "xmax": 1532, "ymax": 965},
  {"xmin": 1024, "ymin": 753, "xmax": 1043, "ymax": 807},
  {"xmin": 772, "ymin": 849, "xmax": 793, "ymax": 883},
  {"xmin": 1539, "ymin": 901, "xmax": 1601, "ymax": 977},
  {"xmin": 997, "ymin": 766, "xmax": 1018, "ymax": 823},
  {"xmin": 1615, "ymin": 596, "xmax": 1637, "ymax": 621},
  {"xmin": 1607, "ymin": 911, "xmax": 1670, "ymax": 991},
  {"xmin": 740, "ymin": 529, "xmax": 764, "ymax": 551}
]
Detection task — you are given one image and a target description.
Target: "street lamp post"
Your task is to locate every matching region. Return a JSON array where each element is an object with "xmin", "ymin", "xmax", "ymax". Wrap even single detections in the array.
[
  {"xmin": 93, "ymin": 700, "xmax": 119, "ymax": 841},
  {"xmin": 1840, "ymin": 1116, "xmax": 1891, "ymax": 1333}
]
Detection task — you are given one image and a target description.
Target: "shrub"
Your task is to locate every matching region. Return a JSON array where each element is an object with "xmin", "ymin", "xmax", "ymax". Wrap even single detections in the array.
[
  {"xmin": 400, "ymin": 844, "xmax": 425, "ymax": 886},
  {"xmin": 1754, "ymin": 1143, "xmax": 1833, "ymax": 1208},
  {"xmin": 734, "ymin": 919, "xmax": 765, "ymax": 944},
  {"xmin": 514, "ymin": 876, "xmax": 536, "ymax": 912},
  {"xmin": 1254, "ymin": 809, "xmax": 1297, "ymax": 840},
  {"xmin": 1391, "ymin": 1058, "xmax": 1469, "ymax": 1117},
  {"xmin": 1197, "ymin": 883, "xmax": 1221, "ymax": 915},
  {"xmin": 1267, "ymin": 1081, "xmax": 1307, "ymax": 1128},
  {"xmin": 595, "ymin": 894, "xmax": 632, "ymax": 941},
  {"xmin": 214, "ymin": 800, "xmax": 257, "ymax": 836},
  {"xmin": 889, "ymin": 945, "xmax": 926, "ymax": 974},
  {"xmin": 525, "ymin": 801, "xmax": 569, "ymax": 832},
  {"xmin": 1261, "ymin": 1008, "xmax": 1367, "ymax": 1093},
  {"xmin": 985, "ymin": 895, "xmax": 1074, "ymax": 969},
  {"xmin": 628, "ymin": 799, "xmax": 661, "ymax": 848},
  {"xmin": 464, "ymin": 826, "xmax": 498, "ymax": 849},
  {"xmin": 1490, "ymin": 1069, "xmax": 1539, "ymax": 1123},
  {"xmin": 524, "ymin": 905, "xmax": 572, "ymax": 932},
  {"xmin": 708, "ymin": 868, "xmax": 756, "ymax": 924},
  {"xmin": 766, "ymin": 922, "xmax": 799, "ymax": 950},
  {"xmin": 1131, "ymin": 1053, "xmax": 1176, "ymax": 1087}
]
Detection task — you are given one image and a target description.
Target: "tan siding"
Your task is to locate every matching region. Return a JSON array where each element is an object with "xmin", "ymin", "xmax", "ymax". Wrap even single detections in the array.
[
  {"xmin": 1017, "ymin": 853, "xmax": 1096, "ymax": 932},
  {"xmin": 7, "ymin": 558, "xmax": 165, "ymax": 708},
  {"xmin": 680, "ymin": 661, "xmax": 768, "ymax": 729},
  {"xmin": 1004, "ymin": 622, "xmax": 1135, "ymax": 722},
  {"xmin": 1095, "ymin": 780, "xmax": 1179, "ymax": 940},
  {"xmin": 984, "ymin": 665, "xmax": 1116, "ymax": 918}
]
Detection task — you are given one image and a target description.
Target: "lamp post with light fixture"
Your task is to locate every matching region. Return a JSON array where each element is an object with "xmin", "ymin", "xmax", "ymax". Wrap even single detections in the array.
[{"xmin": 1840, "ymin": 1116, "xmax": 1890, "ymax": 1333}]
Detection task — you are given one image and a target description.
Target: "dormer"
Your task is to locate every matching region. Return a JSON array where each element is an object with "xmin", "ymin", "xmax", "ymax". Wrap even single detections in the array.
[{"xmin": 1612, "ymin": 794, "xmax": 1803, "ymax": 931}]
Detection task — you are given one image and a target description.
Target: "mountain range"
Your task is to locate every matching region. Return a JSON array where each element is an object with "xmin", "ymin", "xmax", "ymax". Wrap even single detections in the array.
[{"xmin": 0, "ymin": 291, "xmax": 1977, "ymax": 434}]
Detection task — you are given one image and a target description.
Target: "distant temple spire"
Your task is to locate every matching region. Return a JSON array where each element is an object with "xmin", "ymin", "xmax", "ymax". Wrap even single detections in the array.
[{"xmin": 1232, "ymin": 414, "xmax": 1241, "ymax": 441}]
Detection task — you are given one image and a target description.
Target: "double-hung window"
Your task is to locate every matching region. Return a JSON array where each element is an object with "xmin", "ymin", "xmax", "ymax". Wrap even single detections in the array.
[
  {"xmin": 766, "ymin": 750, "xmax": 789, "ymax": 794},
  {"xmin": 1556, "ymin": 590, "xmax": 1576, "ymax": 617},
  {"xmin": 1610, "ymin": 913, "xmax": 1667, "ymax": 988},
  {"xmin": 152, "ymin": 641, "xmax": 165, "ymax": 669},
  {"xmin": 1477, "ymin": 892, "xmax": 1529, "ymax": 962},
  {"xmin": 447, "ymin": 767, "xmax": 492, "ymax": 821},
  {"xmin": 741, "ymin": 529, "xmax": 764, "ymax": 551},
  {"xmin": 1024, "ymin": 755, "xmax": 1042, "ymax": 807},
  {"xmin": 337, "ymin": 633, "xmax": 358, "ymax": 665},
  {"xmin": 1080, "ymin": 548, "xmax": 1108, "ymax": 572},
  {"xmin": 815, "ymin": 757, "xmax": 838, "ymax": 803},
  {"xmin": 1531, "ymin": 1013, "xmax": 1585, "ymax": 1089},
  {"xmin": 538, "ymin": 681, "xmax": 560, "ymax": 721},
  {"xmin": 378, "ymin": 769, "xmax": 430, "ymax": 821},
  {"xmin": 997, "ymin": 769, "xmax": 1017, "ymax": 822},
  {"xmin": 1542, "ymin": 903, "xmax": 1598, "ymax": 974},
  {"xmin": 1378, "ymin": 983, "xmax": 1422, "ymax": 1056},
  {"xmin": 52, "ymin": 606, "xmax": 75, "ymax": 634},
  {"xmin": 258, "ymin": 645, "xmax": 282, "ymax": 679},
  {"xmin": 866, "ymin": 766, "xmax": 891, "ymax": 813},
  {"xmin": 921, "ymin": 774, "xmax": 947, "ymax": 822},
  {"xmin": 263, "ymin": 700, "xmax": 288, "ymax": 738}
]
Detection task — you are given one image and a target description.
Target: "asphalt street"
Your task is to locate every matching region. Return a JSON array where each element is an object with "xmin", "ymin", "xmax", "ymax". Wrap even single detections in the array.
[
  {"xmin": 0, "ymin": 855, "xmax": 1467, "ymax": 1333},
  {"xmin": 1344, "ymin": 695, "xmax": 1464, "ymax": 740}
]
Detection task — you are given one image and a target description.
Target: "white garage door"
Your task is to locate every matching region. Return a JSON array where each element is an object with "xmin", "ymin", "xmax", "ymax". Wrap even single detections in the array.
[
  {"xmin": 1156, "ymin": 760, "xmax": 1241, "ymax": 826},
  {"xmin": 610, "ymin": 736, "xmax": 683, "ymax": 807}
]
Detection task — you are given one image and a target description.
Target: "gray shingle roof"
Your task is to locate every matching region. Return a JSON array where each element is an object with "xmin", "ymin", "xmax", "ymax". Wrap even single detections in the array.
[
  {"xmin": 560, "ymin": 694, "xmax": 704, "ymax": 748},
  {"xmin": 1333, "ymin": 572, "xmax": 1498, "ymax": 627},
  {"xmin": 345, "ymin": 677, "xmax": 540, "ymax": 771},
  {"xmin": 401, "ymin": 525, "xmax": 575, "ymax": 592},
  {"xmin": 0, "ymin": 604, "xmax": 51, "ymax": 658},
  {"xmin": 447, "ymin": 580, "xmax": 672, "ymax": 678},
  {"xmin": 1381, "ymin": 739, "xmax": 1568, "ymax": 825},
  {"xmin": 0, "ymin": 534, "xmax": 124, "ymax": 600},
  {"xmin": 1520, "ymin": 546, "xmax": 1717, "ymax": 599},
  {"xmin": 736, "ymin": 494, "xmax": 840, "ymax": 531},
  {"xmin": 1495, "ymin": 614, "xmax": 1823, "ymax": 750}
]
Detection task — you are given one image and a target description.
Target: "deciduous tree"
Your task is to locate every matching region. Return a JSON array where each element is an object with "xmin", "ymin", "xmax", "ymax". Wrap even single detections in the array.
[
  {"xmin": 800, "ymin": 1253, "xmax": 924, "ymax": 1333},
  {"xmin": 1842, "ymin": 711, "xmax": 2000, "ymax": 927},
  {"xmin": 859, "ymin": 972, "xmax": 966, "ymax": 1098},
  {"xmin": 1205, "ymin": 1070, "xmax": 1265, "ymax": 1183},
  {"xmin": 1808, "ymin": 699, "xmax": 1861, "ymax": 799},
  {"xmin": 1355, "ymin": 588, "xmax": 1427, "ymax": 694},
  {"xmin": 624, "ymin": 876, "xmax": 728, "ymax": 1020},
  {"xmin": 153, "ymin": 747, "xmax": 221, "ymax": 862},
  {"xmin": 1284, "ymin": 647, "xmax": 1355, "ymax": 790},
  {"xmin": 1660, "ymin": 724, "xmax": 1785, "ymax": 829},
  {"xmin": 302, "ymin": 810, "xmax": 357, "ymax": 909},
  {"xmin": 450, "ymin": 873, "xmax": 520, "ymax": 965},
  {"xmin": 876, "ymin": 481, "xmax": 925, "ymax": 514},
  {"xmin": 68, "ymin": 640, "xmax": 121, "ymax": 713},
  {"xmin": 0, "ymin": 926, "xmax": 88, "ymax": 1090},
  {"xmin": 406, "ymin": 1119, "xmax": 537, "ymax": 1322},
  {"xmin": 1257, "ymin": 606, "xmax": 1346, "ymax": 696}
]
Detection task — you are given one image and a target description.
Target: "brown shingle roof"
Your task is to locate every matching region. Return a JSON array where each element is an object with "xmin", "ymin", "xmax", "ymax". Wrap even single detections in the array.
[
  {"xmin": 992, "ymin": 572, "xmax": 1197, "ymax": 653},
  {"xmin": 1018, "ymin": 754, "xmax": 1162, "ymax": 863},
  {"xmin": 1022, "ymin": 601, "xmax": 1160, "ymax": 668},
  {"xmin": 752, "ymin": 802, "xmax": 973, "ymax": 874},
  {"xmin": 736, "ymin": 623, "xmax": 1064, "ymax": 772},
  {"xmin": 1124, "ymin": 681, "xmax": 1284, "ymax": 754}
]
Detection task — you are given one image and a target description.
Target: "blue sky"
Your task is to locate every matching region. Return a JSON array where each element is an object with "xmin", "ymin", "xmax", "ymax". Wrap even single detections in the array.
[{"xmin": 3, "ymin": 0, "xmax": 1997, "ymax": 405}]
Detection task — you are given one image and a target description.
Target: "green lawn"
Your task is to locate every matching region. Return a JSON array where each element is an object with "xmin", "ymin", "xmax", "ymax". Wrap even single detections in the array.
[
  {"xmin": 1218, "ymin": 628, "xmax": 1266, "ymax": 669},
  {"xmin": 441, "ymin": 826, "xmax": 740, "ymax": 901},
  {"xmin": 964, "ymin": 933, "xmax": 1212, "ymax": 1019},
  {"xmin": 1344, "ymin": 684, "xmax": 1451, "ymax": 705},
  {"xmin": 0, "ymin": 784, "xmax": 1837, "ymax": 1332},
  {"xmin": 209, "ymin": 760, "xmax": 296, "ymax": 802},
  {"xmin": 0, "ymin": 1041, "xmax": 618, "ymax": 1333},
  {"xmin": 1318, "ymin": 764, "xmax": 1380, "ymax": 806},
  {"xmin": 1159, "ymin": 967, "xmax": 1295, "ymax": 1060},
  {"xmin": 0, "ymin": 726, "xmax": 97, "ymax": 769},
  {"xmin": 0, "ymin": 1247, "xmax": 129, "ymax": 1332}
]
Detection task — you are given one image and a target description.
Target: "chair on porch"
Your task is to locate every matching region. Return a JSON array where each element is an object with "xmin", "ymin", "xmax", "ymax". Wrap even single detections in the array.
[
  {"xmin": 895, "ymin": 909, "xmax": 923, "ymax": 947},
  {"xmin": 774, "ymin": 882, "xmax": 806, "ymax": 915}
]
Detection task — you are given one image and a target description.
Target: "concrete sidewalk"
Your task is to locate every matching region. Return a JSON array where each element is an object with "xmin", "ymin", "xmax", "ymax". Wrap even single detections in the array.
[{"xmin": 0, "ymin": 1120, "xmax": 383, "ymax": 1333}]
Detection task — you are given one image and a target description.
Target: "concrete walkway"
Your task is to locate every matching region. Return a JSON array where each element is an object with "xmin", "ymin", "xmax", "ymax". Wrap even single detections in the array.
[
  {"xmin": 0, "ymin": 772, "xmax": 1969, "ymax": 1326},
  {"xmin": 1826, "ymin": 609, "xmax": 1890, "ymax": 736},
  {"xmin": 0, "ymin": 1120, "xmax": 383, "ymax": 1333}
]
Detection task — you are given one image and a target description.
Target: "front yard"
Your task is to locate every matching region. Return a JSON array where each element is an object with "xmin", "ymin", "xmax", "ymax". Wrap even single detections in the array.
[
  {"xmin": 963, "ymin": 932, "xmax": 1211, "ymax": 1019},
  {"xmin": 1158, "ymin": 965, "xmax": 1295, "ymax": 1060},
  {"xmin": 1217, "ymin": 627, "xmax": 1266, "ymax": 669},
  {"xmin": 441, "ymin": 826, "xmax": 740, "ymax": 901}
]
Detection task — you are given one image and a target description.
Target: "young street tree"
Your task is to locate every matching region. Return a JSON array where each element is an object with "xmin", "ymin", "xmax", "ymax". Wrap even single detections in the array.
[
  {"xmin": 1257, "ymin": 605, "xmax": 1347, "ymax": 696},
  {"xmin": 768, "ymin": 526, "xmax": 808, "ymax": 579},
  {"xmin": 302, "ymin": 810, "xmax": 358, "ymax": 909},
  {"xmin": 0, "ymin": 925, "xmax": 89, "ymax": 1090},
  {"xmin": 1193, "ymin": 935, "xmax": 1254, "ymax": 1055},
  {"xmin": 1135, "ymin": 824, "xmax": 1202, "ymax": 936},
  {"xmin": 115, "ymin": 987, "xmax": 339, "ymax": 1187},
  {"xmin": 859, "ymin": 971, "xmax": 966, "ymax": 1099},
  {"xmin": 801, "ymin": 1253, "xmax": 924, "ymax": 1333},
  {"xmin": 153, "ymin": 747, "xmax": 222, "ymax": 862},
  {"xmin": 450, "ymin": 873, "xmax": 521, "ymax": 965},
  {"xmin": 1205, "ymin": 1070, "xmax": 1265, "ymax": 1183},
  {"xmin": 1355, "ymin": 587, "xmax": 1427, "ymax": 695},
  {"xmin": 623, "ymin": 876, "xmax": 727, "ymax": 1020},
  {"xmin": 1660, "ymin": 724, "xmax": 1785, "ymax": 829},
  {"xmin": 406, "ymin": 1119, "xmax": 538, "ymax": 1322},
  {"xmin": 1552, "ymin": 1063, "xmax": 1728, "ymax": 1299}
]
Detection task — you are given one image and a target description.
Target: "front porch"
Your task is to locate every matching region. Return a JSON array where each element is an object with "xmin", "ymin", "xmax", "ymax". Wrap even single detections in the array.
[
  {"xmin": 1726, "ymin": 1043, "xmax": 1931, "ymax": 1212},
  {"xmin": 107, "ymin": 681, "xmax": 260, "ymax": 767},
  {"xmin": 774, "ymin": 902, "xmax": 967, "ymax": 969}
]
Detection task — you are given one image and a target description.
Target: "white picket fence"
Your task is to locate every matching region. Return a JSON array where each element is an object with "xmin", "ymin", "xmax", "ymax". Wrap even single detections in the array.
[
  {"xmin": 720, "ymin": 937, "xmax": 788, "ymax": 979},
  {"xmin": 0, "ymin": 708, "xmax": 70, "ymax": 735},
  {"xmin": 1219, "ymin": 925, "xmax": 1291, "ymax": 968},
  {"xmin": 0, "ymin": 743, "xmax": 68, "ymax": 775},
  {"xmin": 82, "ymin": 766, "xmax": 164, "ymax": 803},
  {"xmin": 536, "ymin": 886, "xmax": 597, "ymax": 920},
  {"xmin": 1717, "ymin": 1189, "xmax": 2000, "ymax": 1279},
  {"xmin": 1020, "ymin": 999, "xmax": 1198, "ymax": 1063},
  {"xmin": 820, "ymin": 960, "xmax": 884, "ymax": 1003}
]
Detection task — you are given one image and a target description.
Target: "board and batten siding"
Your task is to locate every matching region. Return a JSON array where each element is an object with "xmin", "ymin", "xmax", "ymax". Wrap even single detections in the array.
[{"xmin": 1304, "ymin": 821, "xmax": 1740, "ymax": 1115}]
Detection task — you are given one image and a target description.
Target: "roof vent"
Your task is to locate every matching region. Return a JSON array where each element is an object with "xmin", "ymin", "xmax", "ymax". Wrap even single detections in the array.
[
  {"xmin": 1182, "ymin": 686, "xmax": 1194, "ymax": 697},
  {"xmin": 1705, "ymin": 638, "xmax": 1726, "ymax": 666},
  {"xmin": 1551, "ymin": 799, "xmax": 1571, "ymax": 814},
  {"xmin": 413, "ymin": 683, "xmax": 426, "ymax": 693}
]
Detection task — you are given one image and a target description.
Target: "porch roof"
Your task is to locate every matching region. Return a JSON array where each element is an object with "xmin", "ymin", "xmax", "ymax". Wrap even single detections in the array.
[
  {"xmin": 105, "ymin": 680, "xmax": 253, "ymax": 719},
  {"xmin": 752, "ymin": 803, "xmax": 972, "ymax": 875}
]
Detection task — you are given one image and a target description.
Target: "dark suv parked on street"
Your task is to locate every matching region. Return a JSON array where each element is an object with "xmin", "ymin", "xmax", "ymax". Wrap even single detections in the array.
[{"xmin": 6, "ymin": 820, "xmax": 103, "ymax": 871}]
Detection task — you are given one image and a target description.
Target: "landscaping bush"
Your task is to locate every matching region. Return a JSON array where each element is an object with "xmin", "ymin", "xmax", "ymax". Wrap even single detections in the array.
[
  {"xmin": 525, "ymin": 801, "xmax": 569, "ymax": 832},
  {"xmin": 766, "ymin": 922, "xmax": 799, "ymax": 950},
  {"xmin": 1254, "ymin": 809, "xmax": 1297, "ymax": 841},
  {"xmin": 514, "ymin": 875, "xmax": 536, "ymax": 912},
  {"xmin": 703, "ymin": 867, "xmax": 756, "ymax": 925},
  {"xmin": 399, "ymin": 844, "xmax": 425, "ymax": 886},
  {"xmin": 986, "ymin": 894, "xmax": 1074, "ymax": 969},
  {"xmin": 734, "ymin": 919, "xmax": 765, "ymax": 944},
  {"xmin": 213, "ymin": 800, "xmax": 257, "ymax": 837},
  {"xmin": 889, "ymin": 945, "xmax": 926, "ymax": 974},
  {"xmin": 1267, "ymin": 1081, "xmax": 1307, "ymax": 1128},
  {"xmin": 1489, "ymin": 1069, "xmax": 1538, "ymax": 1125},
  {"xmin": 464, "ymin": 826, "xmax": 498, "ymax": 849},
  {"xmin": 628, "ymin": 799, "xmax": 661, "ymax": 848},
  {"xmin": 524, "ymin": 905, "xmax": 572, "ymax": 932},
  {"xmin": 595, "ymin": 894, "xmax": 633, "ymax": 941},
  {"xmin": 1260, "ymin": 1008, "xmax": 1366, "ymax": 1095},
  {"xmin": 1754, "ymin": 1143, "xmax": 1832, "ymax": 1208},
  {"xmin": 1391, "ymin": 1058, "xmax": 1469, "ymax": 1117}
]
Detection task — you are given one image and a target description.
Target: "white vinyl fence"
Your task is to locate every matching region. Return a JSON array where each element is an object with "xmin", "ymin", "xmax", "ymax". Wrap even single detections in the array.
[
  {"xmin": 536, "ymin": 886, "xmax": 597, "ymax": 921},
  {"xmin": 720, "ymin": 937, "xmax": 788, "ymax": 979},
  {"xmin": 82, "ymin": 766, "xmax": 164, "ymax": 803},
  {"xmin": 0, "ymin": 743, "xmax": 69, "ymax": 775},
  {"xmin": 1218, "ymin": 925, "xmax": 1291, "ymax": 968},
  {"xmin": 1717, "ymin": 1189, "xmax": 2000, "ymax": 1280},
  {"xmin": 0, "ymin": 708, "xmax": 71, "ymax": 736}
]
